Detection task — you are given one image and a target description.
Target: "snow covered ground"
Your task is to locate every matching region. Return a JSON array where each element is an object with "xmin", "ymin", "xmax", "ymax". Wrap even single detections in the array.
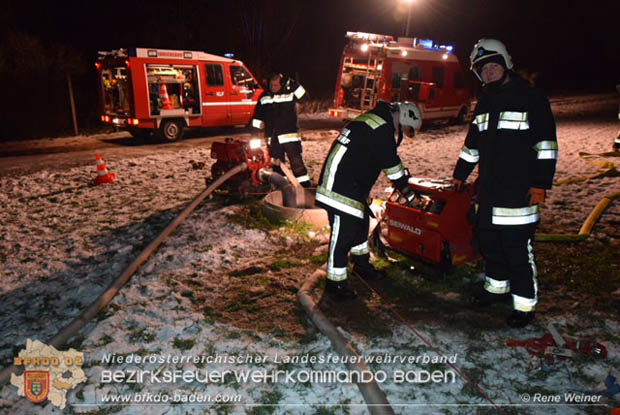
[{"xmin": 0, "ymin": 94, "xmax": 619, "ymax": 414}]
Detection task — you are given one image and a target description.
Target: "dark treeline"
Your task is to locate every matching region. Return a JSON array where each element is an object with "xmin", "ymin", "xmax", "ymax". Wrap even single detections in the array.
[{"xmin": 0, "ymin": 28, "xmax": 97, "ymax": 140}]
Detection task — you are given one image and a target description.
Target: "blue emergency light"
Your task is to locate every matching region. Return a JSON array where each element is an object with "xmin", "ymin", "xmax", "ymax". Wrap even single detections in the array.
[
  {"xmin": 224, "ymin": 53, "xmax": 234, "ymax": 58},
  {"xmin": 415, "ymin": 38, "xmax": 453, "ymax": 53}
]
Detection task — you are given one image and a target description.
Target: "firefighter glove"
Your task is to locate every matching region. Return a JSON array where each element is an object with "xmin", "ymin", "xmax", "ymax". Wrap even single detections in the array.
[
  {"xmin": 395, "ymin": 179, "xmax": 415, "ymax": 204},
  {"xmin": 528, "ymin": 187, "xmax": 546, "ymax": 205},
  {"xmin": 453, "ymin": 178, "xmax": 465, "ymax": 192}
]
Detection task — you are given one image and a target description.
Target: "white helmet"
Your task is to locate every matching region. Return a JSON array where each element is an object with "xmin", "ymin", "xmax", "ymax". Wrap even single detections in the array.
[
  {"xmin": 396, "ymin": 102, "xmax": 422, "ymax": 131},
  {"xmin": 470, "ymin": 39, "xmax": 513, "ymax": 81}
]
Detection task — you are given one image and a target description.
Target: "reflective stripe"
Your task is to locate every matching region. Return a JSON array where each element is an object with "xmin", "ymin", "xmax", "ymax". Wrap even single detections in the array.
[
  {"xmin": 513, "ymin": 294, "xmax": 536, "ymax": 312},
  {"xmin": 315, "ymin": 189, "xmax": 365, "ymax": 219},
  {"xmin": 323, "ymin": 143, "xmax": 347, "ymax": 190},
  {"xmin": 259, "ymin": 93, "xmax": 295, "ymax": 105},
  {"xmin": 533, "ymin": 140, "xmax": 558, "ymax": 150},
  {"xmin": 497, "ymin": 120, "xmax": 530, "ymax": 130},
  {"xmin": 459, "ymin": 146, "xmax": 480, "ymax": 163},
  {"xmin": 327, "ymin": 215, "xmax": 348, "ymax": 282},
  {"xmin": 354, "ymin": 113, "xmax": 386, "ymax": 129},
  {"xmin": 296, "ymin": 174, "xmax": 310, "ymax": 183},
  {"xmin": 350, "ymin": 241, "xmax": 369, "ymax": 255},
  {"xmin": 484, "ymin": 276, "xmax": 510, "ymax": 294},
  {"xmin": 500, "ymin": 111, "xmax": 528, "ymax": 121},
  {"xmin": 513, "ymin": 237, "xmax": 538, "ymax": 311},
  {"xmin": 498, "ymin": 111, "xmax": 529, "ymax": 130},
  {"xmin": 327, "ymin": 266, "xmax": 348, "ymax": 282},
  {"xmin": 534, "ymin": 140, "xmax": 558, "ymax": 160},
  {"xmin": 251, "ymin": 119, "xmax": 264, "ymax": 129},
  {"xmin": 537, "ymin": 150, "xmax": 558, "ymax": 159},
  {"xmin": 383, "ymin": 162, "xmax": 405, "ymax": 180},
  {"xmin": 615, "ymin": 136, "xmax": 620, "ymax": 144},
  {"xmin": 294, "ymin": 85, "xmax": 306, "ymax": 99},
  {"xmin": 492, "ymin": 205, "xmax": 540, "ymax": 226},
  {"xmin": 473, "ymin": 113, "xmax": 489, "ymax": 132},
  {"xmin": 277, "ymin": 133, "xmax": 301, "ymax": 143}
]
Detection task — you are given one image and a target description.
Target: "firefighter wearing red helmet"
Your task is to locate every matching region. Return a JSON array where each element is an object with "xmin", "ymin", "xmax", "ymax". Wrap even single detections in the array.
[
  {"xmin": 251, "ymin": 73, "xmax": 311, "ymax": 187},
  {"xmin": 452, "ymin": 39, "xmax": 558, "ymax": 328},
  {"xmin": 316, "ymin": 100, "xmax": 421, "ymax": 300}
]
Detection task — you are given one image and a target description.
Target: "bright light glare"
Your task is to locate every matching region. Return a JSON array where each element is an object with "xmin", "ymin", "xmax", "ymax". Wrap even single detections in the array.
[
  {"xmin": 401, "ymin": 50, "xmax": 408, "ymax": 57},
  {"xmin": 249, "ymin": 139, "xmax": 262, "ymax": 149},
  {"xmin": 442, "ymin": 54, "xmax": 449, "ymax": 60},
  {"xmin": 361, "ymin": 43, "xmax": 369, "ymax": 52}
]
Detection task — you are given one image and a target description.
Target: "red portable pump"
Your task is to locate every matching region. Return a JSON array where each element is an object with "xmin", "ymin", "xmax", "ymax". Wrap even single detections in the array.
[
  {"xmin": 208, "ymin": 138, "xmax": 271, "ymax": 194},
  {"xmin": 375, "ymin": 177, "xmax": 480, "ymax": 269}
]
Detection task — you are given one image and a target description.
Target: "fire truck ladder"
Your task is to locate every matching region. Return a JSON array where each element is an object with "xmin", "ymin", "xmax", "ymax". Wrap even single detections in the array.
[{"xmin": 360, "ymin": 52, "xmax": 384, "ymax": 111}]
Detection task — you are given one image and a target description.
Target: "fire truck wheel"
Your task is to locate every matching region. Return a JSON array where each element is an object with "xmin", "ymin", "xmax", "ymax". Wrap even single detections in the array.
[
  {"xmin": 455, "ymin": 106, "xmax": 468, "ymax": 125},
  {"xmin": 160, "ymin": 119, "xmax": 184, "ymax": 141}
]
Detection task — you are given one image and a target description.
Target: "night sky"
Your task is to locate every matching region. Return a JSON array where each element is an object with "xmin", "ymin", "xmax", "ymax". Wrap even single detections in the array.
[{"xmin": 3, "ymin": 0, "xmax": 619, "ymax": 96}]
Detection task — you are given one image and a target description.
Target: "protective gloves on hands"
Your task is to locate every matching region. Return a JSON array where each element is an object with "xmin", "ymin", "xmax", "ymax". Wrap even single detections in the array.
[{"xmin": 394, "ymin": 175, "xmax": 416, "ymax": 204}]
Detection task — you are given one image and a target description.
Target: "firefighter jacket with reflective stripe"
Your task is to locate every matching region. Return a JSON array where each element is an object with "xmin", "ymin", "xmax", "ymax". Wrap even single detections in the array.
[
  {"xmin": 316, "ymin": 101, "xmax": 407, "ymax": 219},
  {"xmin": 453, "ymin": 78, "xmax": 558, "ymax": 228},
  {"xmin": 251, "ymin": 78, "xmax": 306, "ymax": 143}
]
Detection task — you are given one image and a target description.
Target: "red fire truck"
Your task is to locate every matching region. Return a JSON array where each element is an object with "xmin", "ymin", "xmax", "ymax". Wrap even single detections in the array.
[
  {"xmin": 329, "ymin": 32, "xmax": 471, "ymax": 126},
  {"xmin": 96, "ymin": 48, "xmax": 263, "ymax": 140}
]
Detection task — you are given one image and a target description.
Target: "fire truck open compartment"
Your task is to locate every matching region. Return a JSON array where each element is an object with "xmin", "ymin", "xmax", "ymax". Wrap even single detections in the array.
[
  {"xmin": 330, "ymin": 32, "xmax": 471, "ymax": 125},
  {"xmin": 96, "ymin": 48, "xmax": 263, "ymax": 140}
]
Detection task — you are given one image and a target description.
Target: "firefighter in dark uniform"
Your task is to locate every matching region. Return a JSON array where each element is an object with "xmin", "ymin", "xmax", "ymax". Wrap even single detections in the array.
[
  {"xmin": 251, "ymin": 73, "xmax": 311, "ymax": 187},
  {"xmin": 316, "ymin": 101, "xmax": 422, "ymax": 300},
  {"xmin": 452, "ymin": 39, "xmax": 558, "ymax": 328}
]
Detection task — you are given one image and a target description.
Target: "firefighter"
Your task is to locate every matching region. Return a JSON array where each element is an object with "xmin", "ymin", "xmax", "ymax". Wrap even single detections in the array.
[
  {"xmin": 251, "ymin": 73, "xmax": 311, "ymax": 187},
  {"xmin": 316, "ymin": 100, "xmax": 422, "ymax": 300},
  {"xmin": 452, "ymin": 39, "xmax": 558, "ymax": 328}
]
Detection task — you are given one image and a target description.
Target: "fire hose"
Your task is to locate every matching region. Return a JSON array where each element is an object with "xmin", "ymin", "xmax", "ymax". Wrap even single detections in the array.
[
  {"xmin": 535, "ymin": 191, "xmax": 620, "ymax": 242},
  {"xmin": 535, "ymin": 151, "xmax": 619, "ymax": 242},
  {"xmin": 0, "ymin": 163, "xmax": 248, "ymax": 387},
  {"xmin": 298, "ymin": 267, "xmax": 396, "ymax": 415}
]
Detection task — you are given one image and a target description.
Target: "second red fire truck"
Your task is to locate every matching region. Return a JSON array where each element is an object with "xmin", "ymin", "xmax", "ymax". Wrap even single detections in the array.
[
  {"xmin": 96, "ymin": 48, "xmax": 263, "ymax": 140},
  {"xmin": 329, "ymin": 32, "xmax": 472, "ymax": 126}
]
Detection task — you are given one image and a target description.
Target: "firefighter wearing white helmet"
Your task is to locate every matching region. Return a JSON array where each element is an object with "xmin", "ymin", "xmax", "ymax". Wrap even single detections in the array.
[
  {"xmin": 452, "ymin": 39, "xmax": 558, "ymax": 328},
  {"xmin": 316, "ymin": 100, "xmax": 420, "ymax": 300}
]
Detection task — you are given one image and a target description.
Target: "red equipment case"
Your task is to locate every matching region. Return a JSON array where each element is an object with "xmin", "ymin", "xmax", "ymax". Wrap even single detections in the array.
[{"xmin": 383, "ymin": 177, "xmax": 480, "ymax": 268}]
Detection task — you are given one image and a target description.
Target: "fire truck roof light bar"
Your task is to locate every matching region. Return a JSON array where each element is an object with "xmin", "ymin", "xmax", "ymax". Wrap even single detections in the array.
[{"xmin": 346, "ymin": 32, "xmax": 454, "ymax": 54}]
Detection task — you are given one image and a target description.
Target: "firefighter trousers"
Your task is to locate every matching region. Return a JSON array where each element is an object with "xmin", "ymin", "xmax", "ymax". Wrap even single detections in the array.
[
  {"xmin": 269, "ymin": 139, "xmax": 310, "ymax": 186},
  {"xmin": 477, "ymin": 225, "xmax": 538, "ymax": 312},
  {"xmin": 326, "ymin": 212, "xmax": 370, "ymax": 282}
]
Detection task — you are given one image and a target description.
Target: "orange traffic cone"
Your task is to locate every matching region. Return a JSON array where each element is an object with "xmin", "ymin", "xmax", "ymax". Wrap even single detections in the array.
[
  {"xmin": 160, "ymin": 83, "xmax": 173, "ymax": 110},
  {"xmin": 94, "ymin": 154, "xmax": 116, "ymax": 185}
]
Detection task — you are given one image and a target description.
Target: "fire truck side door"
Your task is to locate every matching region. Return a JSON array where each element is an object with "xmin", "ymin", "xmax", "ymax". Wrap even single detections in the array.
[
  {"xmin": 228, "ymin": 64, "xmax": 261, "ymax": 125},
  {"xmin": 202, "ymin": 63, "xmax": 230, "ymax": 126}
]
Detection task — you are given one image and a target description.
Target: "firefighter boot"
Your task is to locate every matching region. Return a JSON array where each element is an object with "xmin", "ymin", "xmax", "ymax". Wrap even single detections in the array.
[
  {"xmin": 506, "ymin": 310, "xmax": 535, "ymax": 328},
  {"xmin": 470, "ymin": 287, "xmax": 511, "ymax": 307},
  {"xmin": 325, "ymin": 279, "xmax": 357, "ymax": 301},
  {"xmin": 351, "ymin": 256, "xmax": 386, "ymax": 281}
]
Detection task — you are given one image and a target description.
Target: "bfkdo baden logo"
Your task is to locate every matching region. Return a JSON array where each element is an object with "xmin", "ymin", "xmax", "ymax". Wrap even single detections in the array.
[
  {"xmin": 24, "ymin": 371, "xmax": 50, "ymax": 403},
  {"xmin": 10, "ymin": 339, "xmax": 87, "ymax": 409}
]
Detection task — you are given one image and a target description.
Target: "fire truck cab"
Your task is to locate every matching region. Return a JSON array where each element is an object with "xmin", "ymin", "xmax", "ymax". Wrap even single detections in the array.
[
  {"xmin": 329, "ymin": 32, "xmax": 471, "ymax": 126},
  {"xmin": 96, "ymin": 48, "xmax": 263, "ymax": 140}
]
